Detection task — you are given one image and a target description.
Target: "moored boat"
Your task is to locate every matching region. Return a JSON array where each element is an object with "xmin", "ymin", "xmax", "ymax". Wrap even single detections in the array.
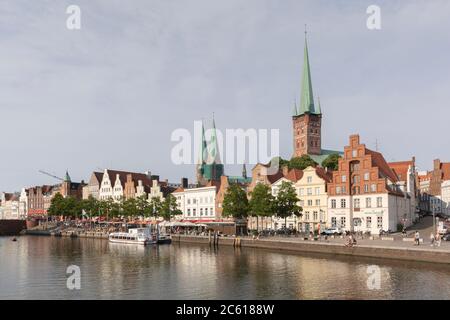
[{"xmin": 109, "ymin": 228, "xmax": 156, "ymax": 245}]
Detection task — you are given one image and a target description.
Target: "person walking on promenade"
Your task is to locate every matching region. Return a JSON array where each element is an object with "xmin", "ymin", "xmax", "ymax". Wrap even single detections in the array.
[
  {"xmin": 430, "ymin": 232, "xmax": 435, "ymax": 247},
  {"xmin": 414, "ymin": 231, "xmax": 420, "ymax": 246},
  {"xmin": 435, "ymin": 233, "xmax": 441, "ymax": 247}
]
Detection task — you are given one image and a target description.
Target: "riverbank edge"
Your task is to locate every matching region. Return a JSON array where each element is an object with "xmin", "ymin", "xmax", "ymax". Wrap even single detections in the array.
[{"xmin": 171, "ymin": 235, "xmax": 450, "ymax": 264}]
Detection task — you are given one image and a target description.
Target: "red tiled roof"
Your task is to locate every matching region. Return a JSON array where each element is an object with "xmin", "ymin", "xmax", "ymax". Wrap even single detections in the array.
[
  {"xmin": 285, "ymin": 169, "xmax": 303, "ymax": 182},
  {"xmin": 315, "ymin": 167, "xmax": 333, "ymax": 183},
  {"xmin": 441, "ymin": 163, "xmax": 450, "ymax": 180},
  {"xmin": 388, "ymin": 161, "xmax": 413, "ymax": 182},
  {"xmin": 366, "ymin": 149, "xmax": 399, "ymax": 182},
  {"xmin": 172, "ymin": 187, "xmax": 184, "ymax": 193}
]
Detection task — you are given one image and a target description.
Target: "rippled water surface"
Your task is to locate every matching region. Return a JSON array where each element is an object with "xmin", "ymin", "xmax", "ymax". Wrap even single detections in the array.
[{"xmin": 1, "ymin": 236, "xmax": 450, "ymax": 299}]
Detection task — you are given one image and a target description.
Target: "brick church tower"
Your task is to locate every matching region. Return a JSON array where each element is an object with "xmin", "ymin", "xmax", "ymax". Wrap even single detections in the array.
[{"xmin": 293, "ymin": 34, "xmax": 322, "ymax": 157}]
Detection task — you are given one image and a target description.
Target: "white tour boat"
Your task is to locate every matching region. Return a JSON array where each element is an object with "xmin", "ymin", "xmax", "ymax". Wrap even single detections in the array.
[{"xmin": 108, "ymin": 228, "xmax": 157, "ymax": 245}]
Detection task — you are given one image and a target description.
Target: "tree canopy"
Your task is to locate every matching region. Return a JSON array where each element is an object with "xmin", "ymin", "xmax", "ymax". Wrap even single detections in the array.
[
  {"xmin": 273, "ymin": 181, "xmax": 302, "ymax": 226},
  {"xmin": 222, "ymin": 183, "xmax": 249, "ymax": 219},
  {"xmin": 288, "ymin": 155, "xmax": 318, "ymax": 170},
  {"xmin": 321, "ymin": 153, "xmax": 341, "ymax": 171}
]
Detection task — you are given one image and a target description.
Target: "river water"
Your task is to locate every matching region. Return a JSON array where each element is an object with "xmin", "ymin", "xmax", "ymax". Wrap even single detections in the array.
[{"xmin": 1, "ymin": 236, "xmax": 449, "ymax": 299}]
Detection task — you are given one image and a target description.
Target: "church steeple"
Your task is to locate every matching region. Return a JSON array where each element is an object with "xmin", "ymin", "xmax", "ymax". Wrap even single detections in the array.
[
  {"xmin": 299, "ymin": 30, "xmax": 318, "ymax": 115},
  {"xmin": 64, "ymin": 170, "xmax": 71, "ymax": 182},
  {"xmin": 207, "ymin": 114, "xmax": 222, "ymax": 165},
  {"xmin": 242, "ymin": 164, "xmax": 247, "ymax": 179}
]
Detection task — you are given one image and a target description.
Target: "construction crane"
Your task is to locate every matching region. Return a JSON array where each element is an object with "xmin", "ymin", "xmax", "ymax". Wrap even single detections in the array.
[{"xmin": 38, "ymin": 170, "xmax": 64, "ymax": 182}]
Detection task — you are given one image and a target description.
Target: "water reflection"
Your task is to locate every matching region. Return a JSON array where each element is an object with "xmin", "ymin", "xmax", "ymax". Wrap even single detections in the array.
[{"xmin": 1, "ymin": 236, "xmax": 450, "ymax": 299}]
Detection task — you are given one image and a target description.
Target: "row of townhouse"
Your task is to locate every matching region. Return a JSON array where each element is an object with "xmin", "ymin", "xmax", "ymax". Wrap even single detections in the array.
[
  {"xmin": 82, "ymin": 169, "xmax": 179, "ymax": 203},
  {"xmin": 1, "ymin": 171, "xmax": 84, "ymax": 219},
  {"xmin": 171, "ymin": 134, "xmax": 419, "ymax": 235},
  {"xmin": 247, "ymin": 135, "xmax": 419, "ymax": 235},
  {"xmin": 418, "ymin": 159, "xmax": 450, "ymax": 216}
]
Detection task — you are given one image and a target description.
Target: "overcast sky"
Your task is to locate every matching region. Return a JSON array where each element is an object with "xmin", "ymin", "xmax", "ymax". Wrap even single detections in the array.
[{"xmin": 1, "ymin": 0, "xmax": 450, "ymax": 191}]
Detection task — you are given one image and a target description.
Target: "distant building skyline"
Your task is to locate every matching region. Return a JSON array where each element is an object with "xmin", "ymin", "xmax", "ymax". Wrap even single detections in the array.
[{"xmin": 1, "ymin": 1, "xmax": 450, "ymax": 191}]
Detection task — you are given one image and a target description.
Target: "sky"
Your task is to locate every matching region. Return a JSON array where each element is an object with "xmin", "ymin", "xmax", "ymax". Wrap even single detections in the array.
[{"xmin": 1, "ymin": 0, "xmax": 450, "ymax": 191}]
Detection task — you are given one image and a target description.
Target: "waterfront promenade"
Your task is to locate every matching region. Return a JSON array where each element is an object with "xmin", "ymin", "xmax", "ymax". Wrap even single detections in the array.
[{"xmin": 171, "ymin": 234, "xmax": 450, "ymax": 264}]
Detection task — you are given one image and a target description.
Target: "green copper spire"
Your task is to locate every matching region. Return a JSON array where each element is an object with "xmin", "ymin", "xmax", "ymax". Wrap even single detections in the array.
[
  {"xmin": 198, "ymin": 120, "xmax": 207, "ymax": 165},
  {"xmin": 292, "ymin": 99, "xmax": 298, "ymax": 116},
  {"xmin": 316, "ymin": 96, "xmax": 322, "ymax": 114},
  {"xmin": 207, "ymin": 115, "xmax": 222, "ymax": 164},
  {"xmin": 64, "ymin": 170, "xmax": 71, "ymax": 182},
  {"xmin": 299, "ymin": 33, "xmax": 317, "ymax": 115}
]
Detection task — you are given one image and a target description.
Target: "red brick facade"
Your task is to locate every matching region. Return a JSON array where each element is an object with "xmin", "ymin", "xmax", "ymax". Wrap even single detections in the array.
[
  {"xmin": 292, "ymin": 113, "xmax": 322, "ymax": 157},
  {"xmin": 327, "ymin": 135, "xmax": 400, "ymax": 197}
]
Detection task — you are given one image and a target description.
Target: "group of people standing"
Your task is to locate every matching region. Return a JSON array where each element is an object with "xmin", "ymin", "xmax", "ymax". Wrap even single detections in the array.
[{"xmin": 414, "ymin": 230, "xmax": 442, "ymax": 247}]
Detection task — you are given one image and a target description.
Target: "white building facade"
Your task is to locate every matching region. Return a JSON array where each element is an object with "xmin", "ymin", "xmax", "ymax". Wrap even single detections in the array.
[{"xmin": 173, "ymin": 186, "xmax": 218, "ymax": 221}]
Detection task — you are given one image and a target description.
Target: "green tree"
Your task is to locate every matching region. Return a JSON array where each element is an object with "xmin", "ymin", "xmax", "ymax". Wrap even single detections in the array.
[
  {"xmin": 149, "ymin": 196, "xmax": 163, "ymax": 219},
  {"xmin": 270, "ymin": 156, "xmax": 290, "ymax": 168},
  {"xmin": 136, "ymin": 195, "xmax": 151, "ymax": 218},
  {"xmin": 222, "ymin": 183, "xmax": 250, "ymax": 219},
  {"xmin": 160, "ymin": 194, "xmax": 181, "ymax": 221},
  {"xmin": 81, "ymin": 195, "xmax": 100, "ymax": 219},
  {"xmin": 108, "ymin": 197, "xmax": 122, "ymax": 219},
  {"xmin": 47, "ymin": 193, "xmax": 65, "ymax": 217},
  {"xmin": 289, "ymin": 155, "xmax": 318, "ymax": 170},
  {"xmin": 273, "ymin": 181, "xmax": 302, "ymax": 228},
  {"xmin": 65, "ymin": 196, "xmax": 83, "ymax": 219},
  {"xmin": 249, "ymin": 183, "xmax": 274, "ymax": 231},
  {"xmin": 122, "ymin": 198, "xmax": 138, "ymax": 219},
  {"xmin": 321, "ymin": 153, "xmax": 341, "ymax": 171}
]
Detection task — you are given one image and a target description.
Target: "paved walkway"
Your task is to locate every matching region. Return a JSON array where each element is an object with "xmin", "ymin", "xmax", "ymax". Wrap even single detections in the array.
[{"xmin": 255, "ymin": 235, "xmax": 450, "ymax": 251}]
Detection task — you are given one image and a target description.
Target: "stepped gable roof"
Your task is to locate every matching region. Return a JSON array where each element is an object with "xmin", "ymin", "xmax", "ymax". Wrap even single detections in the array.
[
  {"xmin": 106, "ymin": 169, "xmax": 152, "ymax": 188},
  {"xmin": 366, "ymin": 148, "xmax": 399, "ymax": 183}
]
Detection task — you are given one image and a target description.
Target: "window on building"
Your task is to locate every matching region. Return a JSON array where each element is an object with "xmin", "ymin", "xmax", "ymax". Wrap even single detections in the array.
[
  {"xmin": 354, "ymin": 218, "xmax": 362, "ymax": 227},
  {"xmin": 307, "ymin": 188, "xmax": 312, "ymax": 195},
  {"xmin": 364, "ymin": 184, "xmax": 369, "ymax": 193},
  {"xmin": 331, "ymin": 217, "xmax": 337, "ymax": 227},
  {"xmin": 200, "ymin": 208, "xmax": 203, "ymax": 216},
  {"xmin": 366, "ymin": 197, "xmax": 372, "ymax": 208},
  {"xmin": 351, "ymin": 162, "xmax": 360, "ymax": 172},
  {"xmin": 336, "ymin": 186, "xmax": 341, "ymax": 194},
  {"xmin": 331, "ymin": 199, "xmax": 336, "ymax": 208},
  {"xmin": 342, "ymin": 186, "xmax": 347, "ymax": 194},
  {"xmin": 315, "ymin": 199, "xmax": 320, "ymax": 206},
  {"xmin": 313, "ymin": 212, "xmax": 318, "ymax": 221},
  {"xmin": 354, "ymin": 198, "xmax": 360, "ymax": 208},
  {"xmin": 340, "ymin": 217, "xmax": 346, "ymax": 228},
  {"xmin": 371, "ymin": 184, "xmax": 377, "ymax": 192},
  {"xmin": 342, "ymin": 175, "xmax": 347, "ymax": 182},
  {"xmin": 307, "ymin": 176, "xmax": 312, "ymax": 183},
  {"xmin": 364, "ymin": 172, "xmax": 370, "ymax": 181},
  {"xmin": 305, "ymin": 212, "xmax": 310, "ymax": 220},
  {"xmin": 353, "ymin": 175, "xmax": 360, "ymax": 184},
  {"xmin": 352, "ymin": 150, "xmax": 358, "ymax": 158},
  {"xmin": 377, "ymin": 217, "xmax": 383, "ymax": 229},
  {"xmin": 315, "ymin": 187, "xmax": 320, "ymax": 195},
  {"xmin": 377, "ymin": 197, "xmax": 383, "ymax": 207},
  {"xmin": 341, "ymin": 199, "xmax": 346, "ymax": 208},
  {"xmin": 307, "ymin": 200, "xmax": 313, "ymax": 206},
  {"xmin": 367, "ymin": 217, "xmax": 372, "ymax": 229}
]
